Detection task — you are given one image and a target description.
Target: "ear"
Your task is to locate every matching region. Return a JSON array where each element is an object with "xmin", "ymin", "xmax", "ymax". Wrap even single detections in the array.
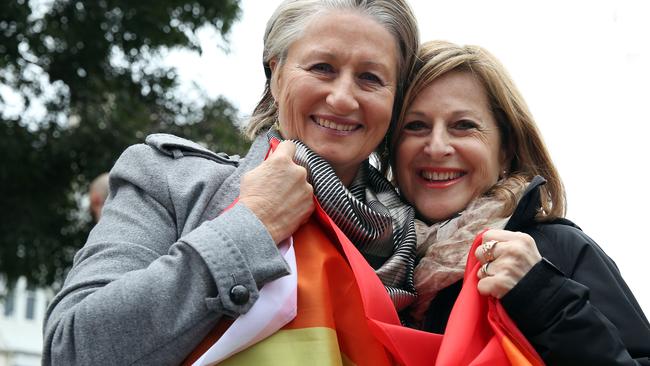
[
  {"xmin": 269, "ymin": 58, "xmax": 280, "ymax": 101},
  {"xmin": 90, "ymin": 191, "xmax": 102, "ymax": 205}
]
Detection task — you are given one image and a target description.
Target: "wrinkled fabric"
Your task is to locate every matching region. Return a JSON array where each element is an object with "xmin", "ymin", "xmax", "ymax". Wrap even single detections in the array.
[{"xmin": 411, "ymin": 177, "xmax": 527, "ymax": 321}]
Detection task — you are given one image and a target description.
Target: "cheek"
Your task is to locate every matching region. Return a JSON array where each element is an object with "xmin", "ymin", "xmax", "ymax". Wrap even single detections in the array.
[
  {"xmin": 473, "ymin": 164, "xmax": 495, "ymax": 193},
  {"xmin": 468, "ymin": 145, "xmax": 501, "ymax": 193},
  {"xmin": 278, "ymin": 86, "xmax": 304, "ymax": 139},
  {"xmin": 356, "ymin": 86, "xmax": 394, "ymax": 129},
  {"xmin": 370, "ymin": 94, "xmax": 394, "ymax": 129}
]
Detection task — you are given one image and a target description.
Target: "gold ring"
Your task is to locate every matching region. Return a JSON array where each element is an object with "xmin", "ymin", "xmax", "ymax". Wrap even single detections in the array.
[{"xmin": 482, "ymin": 240, "xmax": 499, "ymax": 262}]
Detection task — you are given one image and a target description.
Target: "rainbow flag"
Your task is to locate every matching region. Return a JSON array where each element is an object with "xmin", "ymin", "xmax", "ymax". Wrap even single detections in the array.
[
  {"xmin": 184, "ymin": 202, "xmax": 543, "ymax": 365},
  {"xmin": 184, "ymin": 140, "xmax": 543, "ymax": 365}
]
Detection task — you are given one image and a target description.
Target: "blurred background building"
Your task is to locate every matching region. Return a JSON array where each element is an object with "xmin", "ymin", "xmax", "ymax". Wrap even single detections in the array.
[{"xmin": 0, "ymin": 278, "xmax": 52, "ymax": 366}]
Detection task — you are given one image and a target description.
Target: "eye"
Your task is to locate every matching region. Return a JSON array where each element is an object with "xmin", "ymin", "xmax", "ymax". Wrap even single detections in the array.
[
  {"xmin": 309, "ymin": 63, "xmax": 335, "ymax": 75},
  {"xmin": 403, "ymin": 120, "xmax": 429, "ymax": 132},
  {"xmin": 359, "ymin": 72, "xmax": 383, "ymax": 85},
  {"xmin": 452, "ymin": 119, "xmax": 480, "ymax": 131}
]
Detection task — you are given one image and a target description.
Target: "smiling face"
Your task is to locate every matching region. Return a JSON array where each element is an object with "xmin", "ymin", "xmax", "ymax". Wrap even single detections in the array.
[
  {"xmin": 270, "ymin": 11, "xmax": 398, "ymax": 186},
  {"xmin": 395, "ymin": 71, "xmax": 507, "ymax": 223}
]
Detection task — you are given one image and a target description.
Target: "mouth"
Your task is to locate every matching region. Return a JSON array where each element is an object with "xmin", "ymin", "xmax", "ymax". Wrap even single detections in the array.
[
  {"xmin": 312, "ymin": 116, "xmax": 361, "ymax": 133},
  {"xmin": 419, "ymin": 169, "xmax": 466, "ymax": 187}
]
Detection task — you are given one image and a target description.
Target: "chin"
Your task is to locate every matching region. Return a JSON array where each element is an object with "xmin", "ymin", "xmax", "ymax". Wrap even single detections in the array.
[
  {"xmin": 417, "ymin": 205, "xmax": 458, "ymax": 224},
  {"xmin": 320, "ymin": 153, "xmax": 351, "ymax": 166}
]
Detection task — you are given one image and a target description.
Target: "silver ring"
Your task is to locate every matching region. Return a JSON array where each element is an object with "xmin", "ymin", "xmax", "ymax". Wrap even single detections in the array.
[{"xmin": 481, "ymin": 261, "xmax": 492, "ymax": 277}]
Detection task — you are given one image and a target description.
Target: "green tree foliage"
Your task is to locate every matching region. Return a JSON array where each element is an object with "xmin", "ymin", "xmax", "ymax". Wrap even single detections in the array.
[{"xmin": 0, "ymin": 0, "xmax": 249, "ymax": 288}]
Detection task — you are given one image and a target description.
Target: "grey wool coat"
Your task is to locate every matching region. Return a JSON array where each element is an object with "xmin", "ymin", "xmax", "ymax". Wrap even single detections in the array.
[{"xmin": 43, "ymin": 133, "xmax": 291, "ymax": 365}]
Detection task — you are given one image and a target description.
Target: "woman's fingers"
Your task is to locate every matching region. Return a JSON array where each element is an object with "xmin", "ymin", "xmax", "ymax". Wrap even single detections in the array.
[
  {"xmin": 475, "ymin": 229, "xmax": 542, "ymax": 298},
  {"xmin": 475, "ymin": 239, "xmax": 500, "ymax": 264},
  {"xmin": 477, "ymin": 267, "xmax": 519, "ymax": 299},
  {"xmin": 239, "ymin": 141, "xmax": 314, "ymax": 244}
]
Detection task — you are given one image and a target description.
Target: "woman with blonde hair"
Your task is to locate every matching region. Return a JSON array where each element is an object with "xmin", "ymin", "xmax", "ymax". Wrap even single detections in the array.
[{"xmin": 387, "ymin": 40, "xmax": 650, "ymax": 364}]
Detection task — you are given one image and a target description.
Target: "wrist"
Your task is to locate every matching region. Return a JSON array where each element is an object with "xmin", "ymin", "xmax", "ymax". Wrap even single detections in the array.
[{"xmin": 238, "ymin": 197, "xmax": 280, "ymax": 244}]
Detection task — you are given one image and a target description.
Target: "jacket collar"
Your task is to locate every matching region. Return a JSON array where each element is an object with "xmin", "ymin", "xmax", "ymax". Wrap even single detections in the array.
[{"xmin": 504, "ymin": 175, "xmax": 546, "ymax": 231}]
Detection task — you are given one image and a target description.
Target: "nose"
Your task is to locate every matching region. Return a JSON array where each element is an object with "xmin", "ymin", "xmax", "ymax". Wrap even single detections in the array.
[
  {"xmin": 326, "ymin": 73, "xmax": 359, "ymax": 114},
  {"xmin": 423, "ymin": 126, "xmax": 454, "ymax": 158}
]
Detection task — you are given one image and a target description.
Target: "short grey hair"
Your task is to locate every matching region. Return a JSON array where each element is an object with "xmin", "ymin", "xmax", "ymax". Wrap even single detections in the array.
[{"xmin": 244, "ymin": 0, "xmax": 419, "ymax": 139}]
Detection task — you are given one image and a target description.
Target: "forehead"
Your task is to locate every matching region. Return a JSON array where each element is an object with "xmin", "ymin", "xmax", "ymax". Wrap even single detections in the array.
[
  {"xmin": 287, "ymin": 11, "xmax": 398, "ymax": 68},
  {"xmin": 412, "ymin": 71, "xmax": 490, "ymax": 110}
]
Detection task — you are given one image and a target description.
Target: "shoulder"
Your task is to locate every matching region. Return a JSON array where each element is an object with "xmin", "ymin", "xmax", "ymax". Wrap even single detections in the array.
[
  {"xmin": 118, "ymin": 133, "xmax": 239, "ymax": 173},
  {"xmin": 144, "ymin": 133, "xmax": 240, "ymax": 167},
  {"xmin": 525, "ymin": 221, "xmax": 614, "ymax": 277},
  {"xmin": 110, "ymin": 134, "xmax": 242, "ymax": 205},
  {"xmin": 528, "ymin": 220, "xmax": 588, "ymax": 250}
]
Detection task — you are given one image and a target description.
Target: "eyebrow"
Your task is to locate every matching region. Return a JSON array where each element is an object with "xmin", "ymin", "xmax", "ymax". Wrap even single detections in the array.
[
  {"xmin": 450, "ymin": 109, "xmax": 483, "ymax": 120},
  {"xmin": 404, "ymin": 110, "xmax": 428, "ymax": 119},
  {"xmin": 360, "ymin": 60, "xmax": 391, "ymax": 74},
  {"xmin": 405, "ymin": 109, "xmax": 485, "ymax": 121},
  {"xmin": 305, "ymin": 49, "xmax": 336, "ymax": 60}
]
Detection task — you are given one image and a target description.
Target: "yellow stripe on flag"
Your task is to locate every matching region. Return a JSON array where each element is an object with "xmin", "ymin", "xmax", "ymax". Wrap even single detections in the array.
[{"xmin": 218, "ymin": 327, "xmax": 355, "ymax": 366}]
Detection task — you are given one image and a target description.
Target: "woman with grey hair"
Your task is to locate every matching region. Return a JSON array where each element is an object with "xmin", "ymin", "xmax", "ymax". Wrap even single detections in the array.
[{"xmin": 43, "ymin": 0, "xmax": 419, "ymax": 364}]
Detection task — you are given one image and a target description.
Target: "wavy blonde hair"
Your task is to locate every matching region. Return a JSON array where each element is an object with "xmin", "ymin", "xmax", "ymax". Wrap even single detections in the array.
[
  {"xmin": 244, "ymin": 0, "xmax": 419, "ymax": 143},
  {"xmin": 384, "ymin": 40, "xmax": 566, "ymax": 220}
]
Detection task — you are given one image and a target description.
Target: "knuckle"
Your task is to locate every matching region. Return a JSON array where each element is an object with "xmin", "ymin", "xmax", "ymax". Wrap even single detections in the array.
[
  {"xmin": 506, "ymin": 244, "xmax": 523, "ymax": 257},
  {"xmin": 297, "ymin": 166, "xmax": 308, "ymax": 179},
  {"xmin": 475, "ymin": 249, "xmax": 483, "ymax": 260},
  {"xmin": 279, "ymin": 153, "xmax": 294, "ymax": 166},
  {"xmin": 477, "ymin": 280, "xmax": 491, "ymax": 295},
  {"xmin": 499, "ymin": 245, "xmax": 514, "ymax": 257},
  {"xmin": 516, "ymin": 231, "xmax": 533, "ymax": 242}
]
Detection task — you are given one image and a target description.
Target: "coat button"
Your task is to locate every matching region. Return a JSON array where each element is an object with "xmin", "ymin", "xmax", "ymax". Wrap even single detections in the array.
[{"xmin": 229, "ymin": 284, "xmax": 250, "ymax": 305}]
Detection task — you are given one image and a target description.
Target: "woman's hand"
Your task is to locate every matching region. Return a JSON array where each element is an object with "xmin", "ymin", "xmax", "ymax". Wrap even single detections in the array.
[
  {"xmin": 474, "ymin": 229, "xmax": 542, "ymax": 298},
  {"xmin": 239, "ymin": 141, "xmax": 315, "ymax": 244}
]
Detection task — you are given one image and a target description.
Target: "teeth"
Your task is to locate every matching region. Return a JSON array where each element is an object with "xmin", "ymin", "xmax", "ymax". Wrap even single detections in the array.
[
  {"xmin": 421, "ymin": 170, "xmax": 462, "ymax": 181},
  {"xmin": 315, "ymin": 117, "xmax": 357, "ymax": 132}
]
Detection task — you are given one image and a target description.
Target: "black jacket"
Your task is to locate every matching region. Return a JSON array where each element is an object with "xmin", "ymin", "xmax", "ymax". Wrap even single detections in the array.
[{"xmin": 422, "ymin": 176, "xmax": 650, "ymax": 365}]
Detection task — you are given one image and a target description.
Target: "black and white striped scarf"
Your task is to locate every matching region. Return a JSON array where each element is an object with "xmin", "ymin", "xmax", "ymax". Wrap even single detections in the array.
[{"xmin": 268, "ymin": 130, "xmax": 417, "ymax": 311}]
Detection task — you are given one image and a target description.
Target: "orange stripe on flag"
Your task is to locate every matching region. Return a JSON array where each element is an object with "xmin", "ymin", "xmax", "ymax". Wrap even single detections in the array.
[{"xmin": 288, "ymin": 218, "xmax": 394, "ymax": 365}]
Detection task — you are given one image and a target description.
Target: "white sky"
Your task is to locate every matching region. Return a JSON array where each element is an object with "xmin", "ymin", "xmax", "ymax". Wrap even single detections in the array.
[{"xmin": 167, "ymin": 0, "xmax": 650, "ymax": 316}]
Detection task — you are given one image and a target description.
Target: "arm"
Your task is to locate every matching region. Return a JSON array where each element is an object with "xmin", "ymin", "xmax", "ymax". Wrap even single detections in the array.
[
  {"xmin": 43, "ymin": 144, "xmax": 290, "ymax": 365},
  {"xmin": 501, "ymin": 225, "xmax": 650, "ymax": 365}
]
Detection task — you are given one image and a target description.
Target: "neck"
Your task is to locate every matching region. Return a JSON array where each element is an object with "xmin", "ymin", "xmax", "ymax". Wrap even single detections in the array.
[
  {"xmin": 336, "ymin": 168, "xmax": 356, "ymax": 187},
  {"xmin": 335, "ymin": 161, "xmax": 368, "ymax": 188},
  {"xmin": 417, "ymin": 211, "xmax": 461, "ymax": 227}
]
